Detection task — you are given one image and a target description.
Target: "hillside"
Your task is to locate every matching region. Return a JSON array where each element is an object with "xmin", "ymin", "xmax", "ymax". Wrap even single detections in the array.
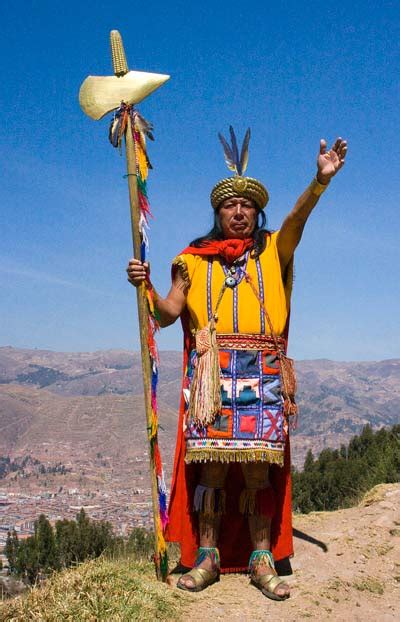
[
  {"xmin": 0, "ymin": 346, "xmax": 399, "ymax": 469},
  {"xmin": 1, "ymin": 484, "xmax": 399, "ymax": 621}
]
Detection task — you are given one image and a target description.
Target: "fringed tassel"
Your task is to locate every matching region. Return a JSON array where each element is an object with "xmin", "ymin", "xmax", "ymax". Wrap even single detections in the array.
[
  {"xmin": 284, "ymin": 398, "xmax": 298, "ymax": 430},
  {"xmin": 185, "ymin": 447, "xmax": 285, "ymax": 466},
  {"xmin": 283, "ymin": 397, "xmax": 298, "ymax": 419},
  {"xmin": 239, "ymin": 486, "xmax": 276, "ymax": 518},
  {"xmin": 193, "ymin": 485, "xmax": 226, "ymax": 517},
  {"xmin": 188, "ymin": 320, "xmax": 221, "ymax": 426}
]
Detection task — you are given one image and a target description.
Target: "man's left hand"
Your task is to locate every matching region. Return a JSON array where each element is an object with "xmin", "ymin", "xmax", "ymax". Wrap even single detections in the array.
[{"xmin": 317, "ymin": 137, "xmax": 348, "ymax": 184}]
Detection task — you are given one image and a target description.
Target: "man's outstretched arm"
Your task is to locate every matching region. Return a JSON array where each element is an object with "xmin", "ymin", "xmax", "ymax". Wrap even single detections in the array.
[
  {"xmin": 127, "ymin": 259, "xmax": 187, "ymax": 327},
  {"xmin": 277, "ymin": 138, "xmax": 348, "ymax": 274}
]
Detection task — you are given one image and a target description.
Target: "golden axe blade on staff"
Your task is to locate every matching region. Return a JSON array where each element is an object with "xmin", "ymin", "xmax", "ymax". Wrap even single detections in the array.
[{"xmin": 79, "ymin": 31, "xmax": 170, "ymax": 581}]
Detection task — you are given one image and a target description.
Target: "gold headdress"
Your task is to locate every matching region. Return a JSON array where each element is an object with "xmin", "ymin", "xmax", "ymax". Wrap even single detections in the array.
[{"xmin": 210, "ymin": 127, "xmax": 269, "ymax": 210}]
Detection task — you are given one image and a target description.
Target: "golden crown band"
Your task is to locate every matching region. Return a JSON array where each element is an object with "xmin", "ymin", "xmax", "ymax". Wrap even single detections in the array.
[{"xmin": 210, "ymin": 176, "xmax": 269, "ymax": 210}]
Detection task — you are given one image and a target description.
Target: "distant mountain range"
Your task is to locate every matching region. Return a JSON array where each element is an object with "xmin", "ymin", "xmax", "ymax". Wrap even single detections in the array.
[{"xmin": 0, "ymin": 346, "xmax": 399, "ymax": 470}]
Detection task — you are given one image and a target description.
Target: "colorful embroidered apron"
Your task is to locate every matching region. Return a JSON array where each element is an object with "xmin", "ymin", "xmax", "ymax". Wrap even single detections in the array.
[{"xmin": 184, "ymin": 253, "xmax": 288, "ymax": 466}]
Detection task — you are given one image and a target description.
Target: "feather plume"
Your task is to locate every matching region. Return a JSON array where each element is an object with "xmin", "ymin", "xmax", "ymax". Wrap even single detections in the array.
[
  {"xmin": 134, "ymin": 111, "xmax": 155, "ymax": 141},
  {"xmin": 218, "ymin": 126, "xmax": 252, "ymax": 175},
  {"xmin": 136, "ymin": 140, "xmax": 149, "ymax": 180},
  {"xmin": 109, "ymin": 116, "xmax": 120, "ymax": 148},
  {"xmin": 240, "ymin": 128, "xmax": 251, "ymax": 175},
  {"xmin": 218, "ymin": 132, "xmax": 236, "ymax": 172},
  {"xmin": 229, "ymin": 126, "xmax": 240, "ymax": 173}
]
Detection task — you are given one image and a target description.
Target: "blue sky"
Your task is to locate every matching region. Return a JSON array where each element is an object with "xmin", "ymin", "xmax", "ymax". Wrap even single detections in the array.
[{"xmin": 1, "ymin": 0, "xmax": 399, "ymax": 360}]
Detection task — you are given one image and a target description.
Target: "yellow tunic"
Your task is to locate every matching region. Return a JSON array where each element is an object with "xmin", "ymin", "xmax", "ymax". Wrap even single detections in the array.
[
  {"xmin": 174, "ymin": 231, "xmax": 294, "ymax": 465},
  {"xmin": 174, "ymin": 231, "xmax": 292, "ymax": 335}
]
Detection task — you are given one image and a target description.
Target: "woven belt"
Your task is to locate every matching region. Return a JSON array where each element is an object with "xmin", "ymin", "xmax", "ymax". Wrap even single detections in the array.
[{"xmin": 216, "ymin": 333, "xmax": 286, "ymax": 352}]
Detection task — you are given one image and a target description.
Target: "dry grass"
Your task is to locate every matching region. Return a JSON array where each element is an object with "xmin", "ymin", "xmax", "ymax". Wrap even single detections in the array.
[
  {"xmin": 360, "ymin": 484, "xmax": 391, "ymax": 507},
  {"xmin": 352, "ymin": 576, "xmax": 385, "ymax": 595},
  {"xmin": 376, "ymin": 544, "xmax": 394, "ymax": 556},
  {"xmin": 0, "ymin": 557, "xmax": 185, "ymax": 621}
]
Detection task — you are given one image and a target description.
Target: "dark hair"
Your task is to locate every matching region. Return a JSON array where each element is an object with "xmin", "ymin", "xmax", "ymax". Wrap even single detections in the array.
[{"xmin": 190, "ymin": 208, "xmax": 271, "ymax": 258}]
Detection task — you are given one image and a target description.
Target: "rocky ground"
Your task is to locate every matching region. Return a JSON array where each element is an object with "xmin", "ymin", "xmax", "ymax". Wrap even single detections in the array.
[{"xmin": 176, "ymin": 484, "xmax": 400, "ymax": 621}]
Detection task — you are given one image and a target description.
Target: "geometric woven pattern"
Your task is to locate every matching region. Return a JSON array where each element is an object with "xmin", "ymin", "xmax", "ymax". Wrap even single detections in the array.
[{"xmin": 185, "ymin": 345, "xmax": 287, "ymax": 464}]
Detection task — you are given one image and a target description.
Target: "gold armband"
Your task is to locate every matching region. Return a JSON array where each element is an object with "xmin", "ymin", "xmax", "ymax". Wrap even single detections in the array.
[{"xmin": 309, "ymin": 177, "xmax": 330, "ymax": 197}]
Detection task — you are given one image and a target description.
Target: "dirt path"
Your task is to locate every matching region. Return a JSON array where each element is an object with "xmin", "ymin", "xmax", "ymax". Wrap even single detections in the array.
[{"xmin": 175, "ymin": 484, "xmax": 400, "ymax": 621}]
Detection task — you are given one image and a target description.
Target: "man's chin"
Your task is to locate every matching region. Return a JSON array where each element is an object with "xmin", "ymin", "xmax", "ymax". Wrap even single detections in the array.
[
  {"xmin": 225, "ymin": 232, "xmax": 247, "ymax": 239},
  {"xmin": 230, "ymin": 225, "xmax": 249, "ymax": 235}
]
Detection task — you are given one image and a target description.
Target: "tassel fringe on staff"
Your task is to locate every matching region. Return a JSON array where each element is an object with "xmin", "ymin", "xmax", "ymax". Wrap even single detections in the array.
[{"xmin": 110, "ymin": 103, "xmax": 169, "ymax": 580}]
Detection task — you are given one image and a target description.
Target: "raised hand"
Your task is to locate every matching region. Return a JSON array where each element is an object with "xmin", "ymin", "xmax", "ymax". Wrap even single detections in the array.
[{"xmin": 317, "ymin": 137, "xmax": 348, "ymax": 184}]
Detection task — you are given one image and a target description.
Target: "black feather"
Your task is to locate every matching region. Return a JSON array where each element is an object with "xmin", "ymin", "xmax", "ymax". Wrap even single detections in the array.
[
  {"xmin": 239, "ymin": 128, "xmax": 251, "ymax": 175},
  {"xmin": 229, "ymin": 126, "xmax": 240, "ymax": 173}
]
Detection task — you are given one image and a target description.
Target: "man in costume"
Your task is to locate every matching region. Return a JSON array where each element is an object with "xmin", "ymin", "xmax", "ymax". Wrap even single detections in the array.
[{"xmin": 128, "ymin": 130, "xmax": 347, "ymax": 600}]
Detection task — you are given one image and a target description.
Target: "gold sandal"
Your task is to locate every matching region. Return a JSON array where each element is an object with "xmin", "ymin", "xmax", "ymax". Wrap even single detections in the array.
[
  {"xmin": 177, "ymin": 566, "xmax": 220, "ymax": 592},
  {"xmin": 249, "ymin": 550, "xmax": 290, "ymax": 601},
  {"xmin": 177, "ymin": 546, "xmax": 220, "ymax": 593}
]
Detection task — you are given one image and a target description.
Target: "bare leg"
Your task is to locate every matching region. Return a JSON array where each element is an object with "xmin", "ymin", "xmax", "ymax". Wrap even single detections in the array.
[
  {"xmin": 178, "ymin": 462, "xmax": 228, "ymax": 589},
  {"xmin": 241, "ymin": 463, "xmax": 290, "ymax": 599}
]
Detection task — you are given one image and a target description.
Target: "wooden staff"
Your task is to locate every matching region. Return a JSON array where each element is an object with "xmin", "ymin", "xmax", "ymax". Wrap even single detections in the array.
[{"xmin": 79, "ymin": 30, "xmax": 170, "ymax": 581}]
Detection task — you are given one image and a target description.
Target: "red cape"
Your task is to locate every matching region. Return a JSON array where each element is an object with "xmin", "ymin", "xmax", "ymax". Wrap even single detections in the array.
[{"xmin": 165, "ymin": 309, "xmax": 294, "ymax": 572}]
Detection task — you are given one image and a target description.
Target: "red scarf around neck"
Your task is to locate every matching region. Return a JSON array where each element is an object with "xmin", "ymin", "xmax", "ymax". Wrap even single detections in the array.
[{"xmin": 180, "ymin": 238, "xmax": 254, "ymax": 265}]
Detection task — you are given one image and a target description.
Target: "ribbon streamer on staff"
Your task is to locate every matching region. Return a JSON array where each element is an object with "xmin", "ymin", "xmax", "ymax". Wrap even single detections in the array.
[{"xmin": 109, "ymin": 104, "xmax": 169, "ymax": 578}]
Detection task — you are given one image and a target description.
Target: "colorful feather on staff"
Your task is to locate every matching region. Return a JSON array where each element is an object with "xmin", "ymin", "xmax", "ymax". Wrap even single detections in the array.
[{"xmin": 109, "ymin": 102, "xmax": 168, "ymax": 580}]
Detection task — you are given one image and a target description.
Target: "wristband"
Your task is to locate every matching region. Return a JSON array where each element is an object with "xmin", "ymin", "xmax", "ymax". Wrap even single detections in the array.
[{"xmin": 309, "ymin": 176, "xmax": 329, "ymax": 197}]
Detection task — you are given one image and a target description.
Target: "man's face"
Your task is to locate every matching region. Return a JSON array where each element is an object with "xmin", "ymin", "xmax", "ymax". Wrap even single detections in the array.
[{"xmin": 218, "ymin": 197, "xmax": 258, "ymax": 239}]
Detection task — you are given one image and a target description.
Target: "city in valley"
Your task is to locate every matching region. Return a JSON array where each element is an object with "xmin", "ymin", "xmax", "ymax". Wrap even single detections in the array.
[{"xmin": 0, "ymin": 440, "xmax": 167, "ymax": 557}]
